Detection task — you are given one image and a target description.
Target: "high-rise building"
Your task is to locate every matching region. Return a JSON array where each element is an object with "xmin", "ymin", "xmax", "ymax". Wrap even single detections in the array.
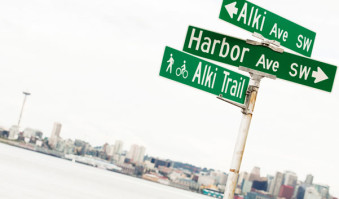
[
  {"xmin": 113, "ymin": 140, "xmax": 123, "ymax": 155},
  {"xmin": 127, "ymin": 144, "xmax": 146, "ymax": 164},
  {"xmin": 242, "ymin": 180, "xmax": 253, "ymax": 194},
  {"xmin": 106, "ymin": 144, "xmax": 115, "ymax": 157},
  {"xmin": 266, "ymin": 175, "xmax": 274, "ymax": 192},
  {"xmin": 269, "ymin": 171, "xmax": 284, "ymax": 196},
  {"xmin": 238, "ymin": 172, "xmax": 248, "ymax": 187},
  {"xmin": 284, "ymin": 171, "xmax": 298, "ymax": 187},
  {"xmin": 49, "ymin": 122, "xmax": 62, "ymax": 148},
  {"xmin": 292, "ymin": 182, "xmax": 302, "ymax": 199},
  {"xmin": 249, "ymin": 167, "xmax": 261, "ymax": 181},
  {"xmin": 127, "ymin": 144, "xmax": 137, "ymax": 159},
  {"xmin": 305, "ymin": 174, "xmax": 314, "ymax": 185},
  {"xmin": 136, "ymin": 146, "xmax": 145, "ymax": 163}
]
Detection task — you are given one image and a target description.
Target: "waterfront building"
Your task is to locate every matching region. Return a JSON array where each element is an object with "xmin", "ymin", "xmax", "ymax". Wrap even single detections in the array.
[
  {"xmin": 113, "ymin": 140, "xmax": 123, "ymax": 155},
  {"xmin": 49, "ymin": 122, "xmax": 62, "ymax": 148},
  {"xmin": 8, "ymin": 125, "xmax": 19, "ymax": 140},
  {"xmin": 55, "ymin": 139, "xmax": 74, "ymax": 154},
  {"xmin": 36, "ymin": 140, "xmax": 43, "ymax": 147},
  {"xmin": 23, "ymin": 128, "xmax": 42, "ymax": 139},
  {"xmin": 23, "ymin": 128, "xmax": 43, "ymax": 144},
  {"xmin": 127, "ymin": 144, "xmax": 137, "ymax": 159},
  {"xmin": 198, "ymin": 174, "xmax": 216, "ymax": 186},
  {"xmin": 158, "ymin": 165, "xmax": 173, "ymax": 176},
  {"xmin": 0, "ymin": 129, "xmax": 9, "ymax": 138},
  {"xmin": 135, "ymin": 145, "xmax": 145, "ymax": 164},
  {"xmin": 168, "ymin": 169, "xmax": 184, "ymax": 181},
  {"xmin": 144, "ymin": 159, "xmax": 156, "ymax": 170},
  {"xmin": 105, "ymin": 144, "xmax": 115, "ymax": 157},
  {"xmin": 127, "ymin": 144, "xmax": 146, "ymax": 164},
  {"xmin": 112, "ymin": 153, "xmax": 121, "ymax": 163},
  {"xmin": 210, "ymin": 171, "xmax": 228, "ymax": 185},
  {"xmin": 172, "ymin": 178, "xmax": 199, "ymax": 191},
  {"xmin": 74, "ymin": 139, "xmax": 90, "ymax": 155},
  {"xmin": 116, "ymin": 162, "xmax": 135, "ymax": 175},
  {"xmin": 142, "ymin": 173, "xmax": 160, "ymax": 182},
  {"xmin": 118, "ymin": 154, "xmax": 126, "ymax": 164}
]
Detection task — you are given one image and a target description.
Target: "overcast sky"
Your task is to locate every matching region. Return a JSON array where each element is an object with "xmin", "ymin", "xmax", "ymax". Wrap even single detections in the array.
[{"xmin": 0, "ymin": 0, "xmax": 338, "ymax": 196}]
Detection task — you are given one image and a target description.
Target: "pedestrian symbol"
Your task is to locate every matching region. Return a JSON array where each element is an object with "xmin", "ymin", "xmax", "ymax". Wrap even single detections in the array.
[{"xmin": 166, "ymin": 54, "xmax": 174, "ymax": 73}]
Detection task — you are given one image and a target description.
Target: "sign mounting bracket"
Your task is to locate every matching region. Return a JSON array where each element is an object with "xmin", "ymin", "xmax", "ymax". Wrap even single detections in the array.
[
  {"xmin": 246, "ymin": 32, "xmax": 284, "ymax": 53},
  {"xmin": 217, "ymin": 94, "xmax": 246, "ymax": 110},
  {"xmin": 217, "ymin": 67, "xmax": 276, "ymax": 113}
]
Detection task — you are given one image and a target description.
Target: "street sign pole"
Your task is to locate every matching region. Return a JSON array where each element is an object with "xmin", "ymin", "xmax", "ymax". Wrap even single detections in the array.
[
  {"xmin": 223, "ymin": 74, "xmax": 261, "ymax": 199},
  {"xmin": 221, "ymin": 69, "xmax": 275, "ymax": 199}
]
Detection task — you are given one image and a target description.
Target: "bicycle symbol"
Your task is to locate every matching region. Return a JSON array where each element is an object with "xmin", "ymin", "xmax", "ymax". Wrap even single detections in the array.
[{"xmin": 176, "ymin": 60, "xmax": 188, "ymax": 79}]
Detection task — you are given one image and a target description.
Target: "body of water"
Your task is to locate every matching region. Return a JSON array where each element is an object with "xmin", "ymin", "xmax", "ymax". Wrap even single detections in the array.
[{"xmin": 0, "ymin": 143, "xmax": 212, "ymax": 199}]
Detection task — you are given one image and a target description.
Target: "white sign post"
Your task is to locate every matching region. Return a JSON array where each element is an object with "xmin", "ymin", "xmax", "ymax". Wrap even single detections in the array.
[{"xmin": 219, "ymin": 68, "xmax": 276, "ymax": 199}]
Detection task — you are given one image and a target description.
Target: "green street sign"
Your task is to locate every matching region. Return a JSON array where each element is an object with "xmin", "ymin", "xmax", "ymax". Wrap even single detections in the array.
[
  {"xmin": 219, "ymin": 0, "xmax": 316, "ymax": 57},
  {"xmin": 183, "ymin": 26, "xmax": 337, "ymax": 92},
  {"xmin": 159, "ymin": 46, "xmax": 250, "ymax": 104}
]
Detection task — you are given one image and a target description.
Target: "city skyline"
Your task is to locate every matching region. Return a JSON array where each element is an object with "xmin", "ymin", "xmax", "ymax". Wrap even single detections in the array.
[
  {"xmin": 0, "ymin": 0, "xmax": 338, "ymax": 196},
  {"xmin": 0, "ymin": 134, "xmax": 332, "ymax": 199},
  {"xmin": 0, "ymin": 121, "xmax": 334, "ymax": 197}
]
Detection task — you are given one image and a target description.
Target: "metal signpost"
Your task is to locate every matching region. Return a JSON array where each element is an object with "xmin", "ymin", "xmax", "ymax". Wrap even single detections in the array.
[
  {"xmin": 222, "ymin": 70, "xmax": 266, "ymax": 199},
  {"xmin": 219, "ymin": 0, "xmax": 316, "ymax": 57},
  {"xmin": 183, "ymin": 26, "xmax": 337, "ymax": 92},
  {"xmin": 160, "ymin": 46, "xmax": 250, "ymax": 104}
]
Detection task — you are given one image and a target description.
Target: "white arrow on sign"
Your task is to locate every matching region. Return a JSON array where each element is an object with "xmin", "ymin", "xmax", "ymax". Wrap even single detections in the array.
[
  {"xmin": 225, "ymin": 2, "xmax": 238, "ymax": 19},
  {"xmin": 312, "ymin": 67, "xmax": 328, "ymax": 83}
]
